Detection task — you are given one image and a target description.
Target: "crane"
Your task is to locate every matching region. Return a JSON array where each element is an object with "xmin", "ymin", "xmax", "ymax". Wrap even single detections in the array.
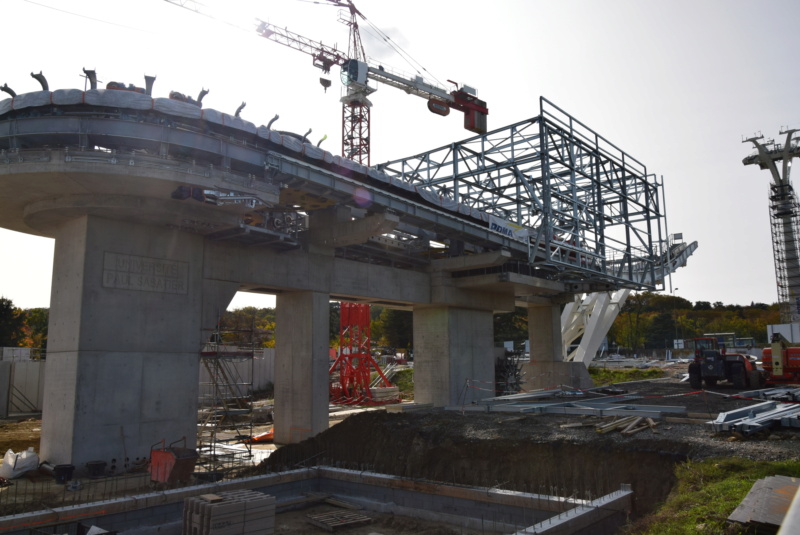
[
  {"xmin": 255, "ymin": 0, "xmax": 488, "ymax": 166},
  {"xmin": 743, "ymin": 129, "xmax": 800, "ymax": 324}
]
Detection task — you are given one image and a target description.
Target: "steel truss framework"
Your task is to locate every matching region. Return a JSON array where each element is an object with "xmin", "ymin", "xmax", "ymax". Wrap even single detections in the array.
[
  {"xmin": 743, "ymin": 129, "xmax": 800, "ymax": 323},
  {"xmin": 378, "ymin": 98, "xmax": 665, "ymax": 288}
]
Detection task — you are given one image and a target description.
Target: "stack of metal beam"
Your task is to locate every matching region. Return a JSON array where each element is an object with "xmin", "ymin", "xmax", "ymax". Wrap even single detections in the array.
[{"xmin": 708, "ymin": 401, "xmax": 800, "ymax": 435}]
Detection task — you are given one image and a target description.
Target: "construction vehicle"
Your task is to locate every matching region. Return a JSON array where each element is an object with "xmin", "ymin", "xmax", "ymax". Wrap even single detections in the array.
[
  {"xmin": 687, "ymin": 337, "xmax": 764, "ymax": 389},
  {"xmin": 760, "ymin": 332, "xmax": 800, "ymax": 384}
]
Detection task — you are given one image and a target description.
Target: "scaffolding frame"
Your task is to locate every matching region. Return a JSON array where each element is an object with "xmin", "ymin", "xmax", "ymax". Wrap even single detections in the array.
[
  {"xmin": 197, "ymin": 317, "xmax": 256, "ymax": 476},
  {"xmin": 743, "ymin": 129, "xmax": 800, "ymax": 323},
  {"xmin": 329, "ymin": 302, "xmax": 398, "ymax": 405}
]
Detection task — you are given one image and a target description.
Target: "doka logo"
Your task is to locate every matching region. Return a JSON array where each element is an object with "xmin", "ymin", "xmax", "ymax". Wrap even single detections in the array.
[{"xmin": 490, "ymin": 222, "xmax": 514, "ymax": 237}]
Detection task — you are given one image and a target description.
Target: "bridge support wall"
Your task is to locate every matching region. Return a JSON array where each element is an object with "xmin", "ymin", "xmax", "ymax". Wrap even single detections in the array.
[
  {"xmin": 413, "ymin": 307, "xmax": 494, "ymax": 407},
  {"xmin": 522, "ymin": 303, "xmax": 593, "ymax": 390},
  {"xmin": 40, "ymin": 216, "xmax": 237, "ymax": 468}
]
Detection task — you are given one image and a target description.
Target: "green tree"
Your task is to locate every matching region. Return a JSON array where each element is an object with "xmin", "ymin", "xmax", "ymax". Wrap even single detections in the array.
[
  {"xmin": 494, "ymin": 307, "xmax": 528, "ymax": 345},
  {"xmin": 0, "ymin": 297, "xmax": 27, "ymax": 347},
  {"xmin": 373, "ymin": 308, "xmax": 413, "ymax": 348},
  {"xmin": 645, "ymin": 312, "xmax": 675, "ymax": 349},
  {"xmin": 613, "ymin": 292, "xmax": 653, "ymax": 354},
  {"xmin": 218, "ymin": 307, "xmax": 275, "ymax": 348},
  {"xmin": 329, "ymin": 302, "xmax": 340, "ymax": 347},
  {"xmin": 25, "ymin": 307, "xmax": 49, "ymax": 349}
]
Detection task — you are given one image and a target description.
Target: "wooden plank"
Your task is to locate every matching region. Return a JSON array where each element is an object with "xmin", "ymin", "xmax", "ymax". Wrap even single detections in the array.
[
  {"xmin": 324, "ymin": 497, "xmax": 362, "ymax": 510},
  {"xmin": 559, "ymin": 422, "xmax": 596, "ymax": 429},
  {"xmin": 306, "ymin": 511, "xmax": 372, "ymax": 532},
  {"xmin": 621, "ymin": 417, "xmax": 644, "ymax": 434},
  {"xmin": 596, "ymin": 416, "xmax": 638, "ymax": 434},
  {"xmin": 621, "ymin": 424, "xmax": 649, "ymax": 436}
]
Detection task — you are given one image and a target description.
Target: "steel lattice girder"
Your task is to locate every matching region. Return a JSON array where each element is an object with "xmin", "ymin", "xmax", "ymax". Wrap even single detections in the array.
[{"xmin": 377, "ymin": 97, "xmax": 665, "ymax": 287}]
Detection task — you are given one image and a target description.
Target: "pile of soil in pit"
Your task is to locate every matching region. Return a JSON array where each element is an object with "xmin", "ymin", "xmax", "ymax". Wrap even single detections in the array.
[{"xmin": 254, "ymin": 410, "xmax": 692, "ymax": 517}]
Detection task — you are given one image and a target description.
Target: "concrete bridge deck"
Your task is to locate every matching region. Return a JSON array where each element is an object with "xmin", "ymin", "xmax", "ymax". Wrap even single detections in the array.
[{"xmin": 0, "ymin": 82, "xmax": 669, "ymax": 470}]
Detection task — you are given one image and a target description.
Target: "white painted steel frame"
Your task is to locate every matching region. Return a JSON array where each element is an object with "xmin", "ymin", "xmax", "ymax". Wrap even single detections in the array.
[{"xmin": 378, "ymin": 97, "xmax": 666, "ymax": 289}]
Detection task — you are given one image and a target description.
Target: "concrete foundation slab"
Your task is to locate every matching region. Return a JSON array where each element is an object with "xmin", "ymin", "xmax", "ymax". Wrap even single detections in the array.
[{"xmin": 0, "ymin": 468, "xmax": 633, "ymax": 535}]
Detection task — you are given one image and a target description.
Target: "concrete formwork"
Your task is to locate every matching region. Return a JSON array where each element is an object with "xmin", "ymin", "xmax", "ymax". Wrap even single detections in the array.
[{"xmin": 0, "ymin": 468, "xmax": 633, "ymax": 535}]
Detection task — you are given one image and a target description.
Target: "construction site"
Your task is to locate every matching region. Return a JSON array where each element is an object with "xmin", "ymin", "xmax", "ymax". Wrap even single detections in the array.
[{"xmin": 1, "ymin": 0, "xmax": 800, "ymax": 534}]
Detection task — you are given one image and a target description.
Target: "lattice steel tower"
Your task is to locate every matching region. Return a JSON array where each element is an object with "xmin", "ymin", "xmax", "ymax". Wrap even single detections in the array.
[{"xmin": 743, "ymin": 129, "xmax": 800, "ymax": 323}]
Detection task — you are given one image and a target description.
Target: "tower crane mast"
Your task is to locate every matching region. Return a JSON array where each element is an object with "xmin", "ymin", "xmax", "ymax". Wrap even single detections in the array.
[{"xmin": 255, "ymin": 0, "xmax": 487, "ymax": 166}]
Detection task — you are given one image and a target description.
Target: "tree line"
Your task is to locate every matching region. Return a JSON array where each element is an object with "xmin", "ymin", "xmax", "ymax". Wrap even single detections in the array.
[
  {"xmin": 0, "ymin": 298, "xmax": 48, "ymax": 349},
  {"xmin": 0, "ymin": 292, "xmax": 781, "ymax": 355},
  {"xmin": 608, "ymin": 293, "xmax": 779, "ymax": 354}
]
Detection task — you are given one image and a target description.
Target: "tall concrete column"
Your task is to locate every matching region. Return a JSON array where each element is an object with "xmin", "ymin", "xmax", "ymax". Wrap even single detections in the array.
[
  {"xmin": 40, "ymin": 215, "xmax": 224, "ymax": 470},
  {"xmin": 413, "ymin": 307, "xmax": 494, "ymax": 407},
  {"xmin": 274, "ymin": 291, "xmax": 330, "ymax": 444},
  {"xmin": 522, "ymin": 302, "xmax": 593, "ymax": 390}
]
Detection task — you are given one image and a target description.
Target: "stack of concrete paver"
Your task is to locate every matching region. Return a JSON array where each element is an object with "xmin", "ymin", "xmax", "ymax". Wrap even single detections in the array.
[{"xmin": 183, "ymin": 490, "xmax": 276, "ymax": 535}]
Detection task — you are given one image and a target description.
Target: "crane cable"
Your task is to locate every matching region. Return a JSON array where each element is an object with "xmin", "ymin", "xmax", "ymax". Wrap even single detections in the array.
[
  {"xmin": 358, "ymin": 15, "xmax": 448, "ymax": 90},
  {"xmin": 291, "ymin": 0, "xmax": 448, "ymax": 90},
  {"xmin": 164, "ymin": 0, "xmax": 449, "ymax": 91}
]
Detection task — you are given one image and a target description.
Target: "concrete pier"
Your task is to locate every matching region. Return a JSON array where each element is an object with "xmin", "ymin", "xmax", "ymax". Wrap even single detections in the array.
[
  {"xmin": 523, "ymin": 303, "xmax": 593, "ymax": 391},
  {"xmin": 41, "ymin": 215, "xmax": 223, "ymax": 467},
  {"xmin": 274, "ymin": 291, "xmax": 331, "ymax": 444},
  {"xmin": 413, "ymin": 306, "xmax": 495, "ymax": 406}
]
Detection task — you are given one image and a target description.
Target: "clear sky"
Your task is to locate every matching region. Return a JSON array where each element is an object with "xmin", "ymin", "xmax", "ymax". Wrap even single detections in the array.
[{"xmin": 1, "ymin": 0, "xmax": 798, "ymax": 310}]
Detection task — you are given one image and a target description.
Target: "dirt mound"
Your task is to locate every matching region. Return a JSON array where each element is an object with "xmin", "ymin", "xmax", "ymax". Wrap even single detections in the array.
[
  {"xmin": 257, "ymin": 410, "xmax": 684, "ymax": 515},
  {"xmin": 255, "ymin": 380, "xmax": 800, "ymax": 518}
]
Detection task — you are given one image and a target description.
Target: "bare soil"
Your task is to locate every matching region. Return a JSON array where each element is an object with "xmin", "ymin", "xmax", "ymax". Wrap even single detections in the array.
[
  {"xmin": 0, "ymin": 418, "xmax": 41, "ymax": 456},
  {"xmin": 256, "ymin": 372, "xmax": 800, "ymax": 523}
]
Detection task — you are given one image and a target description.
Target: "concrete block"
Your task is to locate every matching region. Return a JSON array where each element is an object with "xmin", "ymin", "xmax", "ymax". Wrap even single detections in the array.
[{"xmin": 183, "ymin": 490, "xmax": 276, "ymax": 535}]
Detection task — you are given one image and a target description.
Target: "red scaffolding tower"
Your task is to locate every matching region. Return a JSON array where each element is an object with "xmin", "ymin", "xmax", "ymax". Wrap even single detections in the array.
[{"xmin": 329, "ymin": 302, "xmax": 398, "ymax": 404}]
